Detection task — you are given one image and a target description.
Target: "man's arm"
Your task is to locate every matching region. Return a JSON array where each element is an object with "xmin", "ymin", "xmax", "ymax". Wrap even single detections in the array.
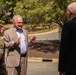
[
  {"xmin": 0, "ymin": 37, "xmax": 4, "ymax": 59},
  {"xmin": 3, "ymin": 31, "xmax": 13, "ymax": 47},
  {"xmin": 3, "ymin": 30, "xmax": 20, "ymax": 48},
  {"xmin": 0, "ymin": 49, "xmax": 3, "ymax": 59}
]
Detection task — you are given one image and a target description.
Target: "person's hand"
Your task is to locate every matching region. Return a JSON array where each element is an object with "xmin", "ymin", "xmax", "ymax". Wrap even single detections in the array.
[
  {"xmin": 14, "ymin": 37, "xmax": 20, "ymax": 44},
  {"xmin": 30, "ymin": 36, "xmax": 36, "ymax": 43},
  {"xmin": 59, "ymin": 72, "xmax": 65, "ymax": 75},
  {"xmin": 0, "ymin": 54, "xmax": 2, "ymax": 59}
]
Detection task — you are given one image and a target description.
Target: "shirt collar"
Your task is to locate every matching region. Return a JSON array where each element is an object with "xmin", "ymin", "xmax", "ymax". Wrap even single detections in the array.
[{"xmin": 14, "ymin": 27, "xmax": 23, "ymax": 33}]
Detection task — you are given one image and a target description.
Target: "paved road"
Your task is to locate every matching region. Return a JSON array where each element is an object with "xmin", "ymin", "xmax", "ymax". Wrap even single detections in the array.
[
  {"xmin": 29, "ymin": 28, "xmax": 59, "ymax": 40},
  {"xmin": 27, "ymin": 62, "xmax": 59, "ymax": 75},
  {"xmin": 27, "ymin": 28, "xmax": 59, "ymax": 75}
]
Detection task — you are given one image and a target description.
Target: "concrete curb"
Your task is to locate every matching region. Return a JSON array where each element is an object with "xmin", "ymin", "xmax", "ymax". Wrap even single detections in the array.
[
  {"xmin": 28, "ymin": 57, "xmax": 58, "ymax": 62},
  {"xmin": 28, "ymin": 57, "xmax": 42, "ymax": 62},
  {"xmin": 52, "ymin": 58, "xmax": 58, "ymax": 62}
]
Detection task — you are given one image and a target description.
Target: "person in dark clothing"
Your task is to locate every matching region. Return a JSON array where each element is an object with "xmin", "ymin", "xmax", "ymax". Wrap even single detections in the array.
[{"xmin": 58, "ymin": 2, "xmax": 76, "ymax": 75}]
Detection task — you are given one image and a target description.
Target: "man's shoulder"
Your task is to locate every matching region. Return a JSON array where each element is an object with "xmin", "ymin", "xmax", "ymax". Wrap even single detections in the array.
[
  {"xmin": 66, "ymin": 18, "xmax": 76, "ymax": 24},
  {"xmin": 63, "ymin": 19, "xmax": 76, "ymax": 30},
  {"xmin": 0, "ymin": 36, "xmax": 3, "ymax": 40},
  {"xmin": 4, "ymin": 27, "xmax": 14, "ymax": 33},
  {"xmin": 64, "ymin": 20, "xmax": 73, "ymax": 26},
  {"xmin": 0, "ymin": 37, "xmax": 4, "ymax": 49}
]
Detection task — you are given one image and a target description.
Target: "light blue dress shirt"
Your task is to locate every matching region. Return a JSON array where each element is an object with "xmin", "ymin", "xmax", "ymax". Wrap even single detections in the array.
[{"xmin": 16, "ymin": 29, "xmax": 26, "ymax": 54}]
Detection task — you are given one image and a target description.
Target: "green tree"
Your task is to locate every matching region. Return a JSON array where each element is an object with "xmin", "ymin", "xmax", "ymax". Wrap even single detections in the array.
[
  {"xmin": 0, "ymin": 0, "xmax": 20, "ymax": 24},
  {"xmin": 1, "ymin": 0, "xmax": 76, "ymax": 27},
  {"xmin": 50, "ymin": 0, "xmax": 76, "ymax": 27},
  {"xmin": 14, "ymin": 0, "xmax": 52, "ymax": 29}
]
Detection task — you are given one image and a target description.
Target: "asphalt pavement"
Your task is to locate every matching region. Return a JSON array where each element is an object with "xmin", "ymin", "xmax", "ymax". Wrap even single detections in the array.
[
  {"xmin": 29, "ymin": 28, "xmax": 59, "ymax": 40},
  {"xmin": 27, "ymin": 62, "xmax": 59, "ymax": 75},
  {"xmin": 27, "ymin": 28, "xmax": 59, "ymax": 75}
]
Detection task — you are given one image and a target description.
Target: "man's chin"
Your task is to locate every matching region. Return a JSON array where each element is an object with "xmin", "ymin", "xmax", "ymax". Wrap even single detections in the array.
[{"xmin": 18, "ymin": 27, "xmax": 22, "ymax": 30}]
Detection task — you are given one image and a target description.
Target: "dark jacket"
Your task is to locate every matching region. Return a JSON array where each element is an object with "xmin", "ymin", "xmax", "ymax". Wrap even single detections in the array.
[{"xmin": 58, "ymin": 17, "xmax": 76, "ymax": 74}]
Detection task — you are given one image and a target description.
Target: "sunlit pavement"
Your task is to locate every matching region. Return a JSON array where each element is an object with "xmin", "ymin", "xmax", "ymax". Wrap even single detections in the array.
[
  {"xmin": 27, "ymin": 28, "xmax": 59, "ymax": 75},
  {"xmin": 29, "ymin": 28, "xmax": 59, "ymax": 40},
  {"xmin": 27, "ymin": 62, "xmax": 59, "ymax": 75}
]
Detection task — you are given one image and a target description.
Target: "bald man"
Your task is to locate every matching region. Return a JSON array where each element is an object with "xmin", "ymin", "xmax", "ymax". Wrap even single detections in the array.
[{"xmin": 58, "ymin": 2, "xmax": 76, "ymax": 75}]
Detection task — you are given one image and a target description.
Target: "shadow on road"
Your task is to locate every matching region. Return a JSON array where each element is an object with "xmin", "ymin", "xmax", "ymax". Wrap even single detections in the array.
[{"xmin": 29, "ymin": 40, "xmax": 60, "ymax": 54}]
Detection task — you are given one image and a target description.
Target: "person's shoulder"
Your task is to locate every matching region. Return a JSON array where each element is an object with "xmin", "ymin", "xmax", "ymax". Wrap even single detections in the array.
[
  {"xmin": 63, "ymin": 19, "xmax": 76, "ymax": 30},
  {"xmin": 64, "ymin": 20, "xmax": 70, "ymax": 24},
  {"xmin": 64, "ymin": 20, "xmax": 72, "ymax": 26},
  {"xmin": 66, "ymin": 17, "xmax": 76, "ymax": 24},
  {"xmin": 0, "ymin": 37, "xmax": 4, "ymax": 49},
  {"xmin": 4, "ymin": 27, "xmax": 14, "ymax": 34}
]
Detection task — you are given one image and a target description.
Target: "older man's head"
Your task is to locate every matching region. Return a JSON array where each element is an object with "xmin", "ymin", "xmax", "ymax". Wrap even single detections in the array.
[
  {"xmin": 12, "ymin": 15, "xmax": 23, "ymax": 30},
  {"xmin": 67, "ymin": 2, "xmax": 76, "ymax": 20}
]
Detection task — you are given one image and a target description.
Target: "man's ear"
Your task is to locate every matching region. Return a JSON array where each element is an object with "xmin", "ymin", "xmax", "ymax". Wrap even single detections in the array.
[{"xmin": 69, "ymin": 11, "xmax": 73, "ymax": 19}]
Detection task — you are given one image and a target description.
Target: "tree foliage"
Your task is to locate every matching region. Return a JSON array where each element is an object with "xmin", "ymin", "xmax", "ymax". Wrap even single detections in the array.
[
  {"xmin": 0, "ymin": 0, "xmax": 76, "ymax": 28},
  {"xmin": 50, "ymin": 0, "xmax": 76, "ymax": 27}
]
